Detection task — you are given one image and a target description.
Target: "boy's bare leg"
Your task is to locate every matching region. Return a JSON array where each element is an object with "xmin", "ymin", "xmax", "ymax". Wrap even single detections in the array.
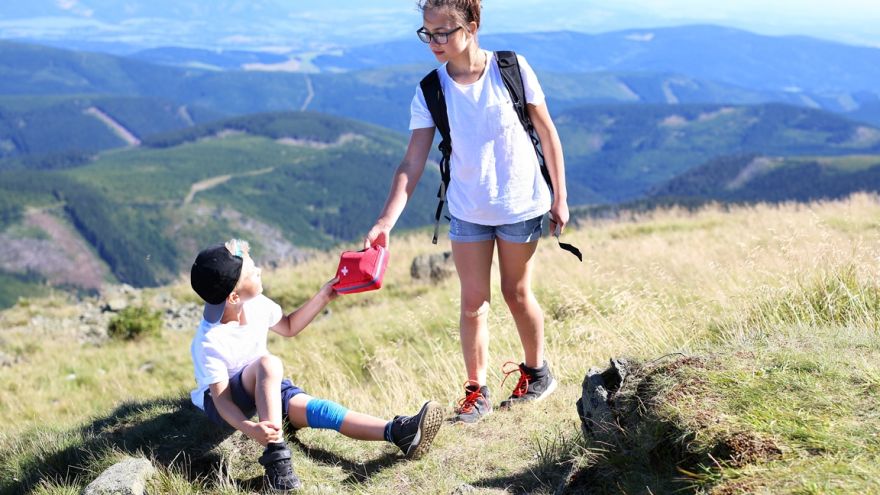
[
  {"xmin": 451, "ymin": 239, "xmax": 495, "ymax": 386},
  {"xmin": 287, "ymin": 394, "xmax": 387, "ymax": 440},
  {"xmin": 497, "ymin": 238, "xmax": 543, "ymax": 368},
  {"xmin": 241, "ymin": 355, "xmax": 285, "ymax": 433}
]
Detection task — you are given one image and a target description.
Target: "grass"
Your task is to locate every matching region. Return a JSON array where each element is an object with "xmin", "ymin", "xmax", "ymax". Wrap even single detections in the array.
[{"xmin": 1, "ymin": 193, "xmax": 879, "ymax": 494}]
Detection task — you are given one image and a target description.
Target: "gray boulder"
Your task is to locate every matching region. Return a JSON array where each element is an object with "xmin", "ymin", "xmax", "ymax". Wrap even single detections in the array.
[
  {"xmin": 576, "ymin": 358, "xmax": 630, "ymax": 442},
  {"xmin": 411, "ymin": 251, "xmax": 455, "ymax": 282},
  {"xmin": 82, "ymin": 457, "xmax": 155, "ymax": 495}
]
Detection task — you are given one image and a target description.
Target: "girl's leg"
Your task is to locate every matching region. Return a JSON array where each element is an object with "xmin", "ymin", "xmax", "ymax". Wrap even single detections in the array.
[
  {"xmin": 287, "ymin": 394, "xmax": 386, "ymax": 440},
  {"xmin": 451, "ymin": 239, "xmax": 496, "ymax": 385},
  {"xmin": 241, "ymin": 354, "xmax": 285, "ymax": 429},
  {"xmin": 496, "ymin": 238, "xmax": 543, "ymax": 368}
]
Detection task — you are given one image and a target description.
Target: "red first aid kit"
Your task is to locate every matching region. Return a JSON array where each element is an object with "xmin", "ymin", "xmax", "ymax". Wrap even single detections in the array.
[{"xmin": 332, "ymin": 245, "xmax": 389, "ymax": 294}]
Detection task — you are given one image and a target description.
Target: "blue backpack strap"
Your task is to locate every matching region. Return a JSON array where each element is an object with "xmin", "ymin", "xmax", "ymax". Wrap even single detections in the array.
[
  {"xmin": 419, "ymin": 69, "xmax": 452, "ymax": 244},
  {"xmin": 495, "ymin": 50, "xmax": 582, "ymax": 262}
]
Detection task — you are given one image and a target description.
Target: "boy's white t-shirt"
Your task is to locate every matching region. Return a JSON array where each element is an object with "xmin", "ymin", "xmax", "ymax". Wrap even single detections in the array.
[
  {"xmin": 190, "ymin": 294, "xmax": 283, "ymax": 410},
  {"xmin": 410, "ymin": 50, "xmax": 551, "ymax": 226}
]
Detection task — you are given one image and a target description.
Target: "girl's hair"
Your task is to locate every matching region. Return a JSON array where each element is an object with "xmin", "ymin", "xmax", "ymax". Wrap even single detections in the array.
[{"xmin": 418, "ymin": 0, "xmax": 481, "ymax": 28}]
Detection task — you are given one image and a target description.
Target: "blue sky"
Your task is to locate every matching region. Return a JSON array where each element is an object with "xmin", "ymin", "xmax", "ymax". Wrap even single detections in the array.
[{"xmin": 1, "ymin": 0, "xmax": 879, "ymax": 50}]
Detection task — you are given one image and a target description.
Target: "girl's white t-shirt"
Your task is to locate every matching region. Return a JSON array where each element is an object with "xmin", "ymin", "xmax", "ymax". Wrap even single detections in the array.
[
  {"xmin": 410, "ymin": 50, "xmax": 551, "ymax": 226},
  {"xmin": 189, "ymin": 294, "xmax": 283, "ymax": 410}
]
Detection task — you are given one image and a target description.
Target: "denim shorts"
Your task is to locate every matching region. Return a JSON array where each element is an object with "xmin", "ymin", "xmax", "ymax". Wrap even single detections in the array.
[
  {"xmin": 202, "ymin": 369, "xmax": 306, "ymax": 427},
  {"xmin": 449, "ymin": 214, "xmax": 544, "ymax": 243}
]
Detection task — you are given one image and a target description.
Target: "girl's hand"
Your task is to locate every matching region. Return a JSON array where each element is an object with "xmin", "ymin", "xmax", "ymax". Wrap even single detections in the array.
[
  {"xmin": 549, "ymin": 200, "xmax": 570, "ymax": 237},
  {"xmin": 244, "ymin": 420, "xmax": 282, "ymax": 445},
  {"xmin": 364, "ymin": 222, "xmax": 391, "ymax": 249}
]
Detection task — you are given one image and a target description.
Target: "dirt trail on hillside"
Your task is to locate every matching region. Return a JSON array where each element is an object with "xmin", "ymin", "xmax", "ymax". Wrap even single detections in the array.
[
  {"xmin": 183, "ymin": 167, "xmax": 275, "ymax": 206},
  {"xmin": 301, "ymin": 74, "xmax": 314, "ymax": 111},
  {"xmin": 84, "ymin": 107, "xmax": 141, "ymax": 146},
  {"xmin": 0, "ymin": 208, "xmax": 108, "ymax": 289}
]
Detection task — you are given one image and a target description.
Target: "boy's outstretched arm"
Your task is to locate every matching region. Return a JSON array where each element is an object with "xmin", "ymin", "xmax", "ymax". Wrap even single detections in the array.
[
  {"xmin": 209, "ymin": 380, "xmax": 281, "ymax": 446},
  {"xmin": 270, "ymin": 277, "xmax": 338, "ymax": 338}
]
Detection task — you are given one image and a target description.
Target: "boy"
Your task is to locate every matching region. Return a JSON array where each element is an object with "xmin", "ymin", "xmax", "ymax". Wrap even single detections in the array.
[{"xmin": 189, "ymin": 239, "xmax": 443, "ymax": 491}]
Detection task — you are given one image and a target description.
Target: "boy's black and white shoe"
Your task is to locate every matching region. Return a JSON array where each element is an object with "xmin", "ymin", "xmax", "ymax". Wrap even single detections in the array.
[
  {"xmin": 499, "ymin": 361, "xmax": 558, "ymax": 409},
  {"xmin": 453, "ymin": 383, "xmax": 492, "ymax": 423},
  {"xmin": 390, "ymin": 400, "xmax": 444, "ymax": 459},
  {"xmin": 259, "ymin": 442, "xmax": 302, "ymax": 492}
]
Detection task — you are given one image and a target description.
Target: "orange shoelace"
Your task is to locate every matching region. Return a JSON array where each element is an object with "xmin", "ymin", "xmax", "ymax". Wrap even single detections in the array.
[
  {"xmin": 456, "ymin": 380, "xmax": 484, "ymax": 413},
  {"xmin": 501, "ymin": 361, "xmax": 529, "ymax": 398}
]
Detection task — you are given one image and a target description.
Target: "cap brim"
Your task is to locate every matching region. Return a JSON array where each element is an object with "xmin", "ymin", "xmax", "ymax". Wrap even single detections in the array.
[{"xmin": 202, "ymin": 302, "xmax": 226, "ymax": 324}]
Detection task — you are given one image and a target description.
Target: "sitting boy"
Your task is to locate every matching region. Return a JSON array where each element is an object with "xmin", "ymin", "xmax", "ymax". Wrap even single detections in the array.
[{"xmin": 189, "ymin": 239, "xmax": 443, "ymax": 491}]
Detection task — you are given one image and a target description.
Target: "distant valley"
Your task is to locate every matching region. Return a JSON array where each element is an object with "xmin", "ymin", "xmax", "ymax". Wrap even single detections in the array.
[{"xmin": 2, "ymin": 26, "xmax": 880, "ymax": 305}]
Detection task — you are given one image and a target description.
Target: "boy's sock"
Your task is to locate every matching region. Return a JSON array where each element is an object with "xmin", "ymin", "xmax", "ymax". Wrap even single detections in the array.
[{"xmin": 383, "ymin": 421, "xmax": 394, "ymax": 443}]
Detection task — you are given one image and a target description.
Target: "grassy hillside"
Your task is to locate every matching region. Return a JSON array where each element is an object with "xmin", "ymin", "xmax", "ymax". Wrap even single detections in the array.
[
  {"xmin": 0, "ymin": 194, "xmax": 877, "ymax": 494},
  {"xmin": 559, "ymin": 103, "xmax": 880, "ymax": 202},
  {"xmin": 649, "ymin": 153, "xmax": 880, "ymax": 204},
  {"xmin": 0, "ymin": 94, "xmax": 224, "ymax": 161},
  {"xmin": 0, "ymin": 111, "xmax": 437, "ymax": 291}
]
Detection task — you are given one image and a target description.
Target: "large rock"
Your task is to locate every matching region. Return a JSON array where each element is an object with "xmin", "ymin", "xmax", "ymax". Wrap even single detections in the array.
[
  {"xmin": 576, "ymin": 358, "xmax": 630, "ymax": 443},
  {"xmin": 82, "ymin": 457, "xmax": 156, "ymax": 495},
  {"xmin": 411, "ymin": 251, "xmax": 455, "ymax": 282}
]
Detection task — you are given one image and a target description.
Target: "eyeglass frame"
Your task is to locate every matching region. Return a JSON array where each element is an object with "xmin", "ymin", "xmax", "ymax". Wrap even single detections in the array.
[{"xmin": 416, "ymin": 26, "xmax": 463, "ymax": 45}]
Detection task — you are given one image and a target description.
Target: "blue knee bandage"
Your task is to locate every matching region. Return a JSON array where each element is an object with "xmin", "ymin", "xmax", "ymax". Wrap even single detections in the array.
[{"xmin": 305, "ymin": 398, "xmax": 348, "ymax": 431}]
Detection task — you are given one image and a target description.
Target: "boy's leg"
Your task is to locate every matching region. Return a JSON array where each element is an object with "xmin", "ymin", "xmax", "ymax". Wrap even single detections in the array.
[
  {"xmin": 287, "ymin": 395, "xmax": 443, "ymax": 459},
  {"xmin": 496, "ymin": 237, "xmax": 557, "ymax": 408},
  {"xmin": 287, "ymin": 394, "xmax": 386, "ymax": 440},
  {"xmin": 240, "ymin": 355, "xmax": 285, "ymax": 431}
]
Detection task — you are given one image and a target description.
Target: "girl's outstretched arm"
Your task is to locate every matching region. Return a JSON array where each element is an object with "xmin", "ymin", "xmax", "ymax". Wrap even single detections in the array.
[{"xmin": 364, "ymin": 126, "xmax": 435, "ymax": 249}]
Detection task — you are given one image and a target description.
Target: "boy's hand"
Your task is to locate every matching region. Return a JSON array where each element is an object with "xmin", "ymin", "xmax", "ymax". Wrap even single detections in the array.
[
  {"xmin": 244, "ymin": 420, "xmax": 282, "ymax": 445},
  {"xmin": 320, "ymin": 277, "xmax": 339, "ymax": 301}
]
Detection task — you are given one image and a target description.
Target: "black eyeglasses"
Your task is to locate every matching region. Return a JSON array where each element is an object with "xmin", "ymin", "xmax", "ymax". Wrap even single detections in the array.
[{"xmin": 416, "ymin": 26, "xmax": 462, "ymax": 45}]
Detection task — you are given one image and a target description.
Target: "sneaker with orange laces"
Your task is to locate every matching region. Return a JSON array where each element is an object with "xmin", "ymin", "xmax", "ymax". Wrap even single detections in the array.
[
  {"xmin": 499, "ymin": 360, "xmax": 558, "ymax": 409},
  {"xmin": 453, "ymin": 381, "xmax": 492, "ymax": 423}
]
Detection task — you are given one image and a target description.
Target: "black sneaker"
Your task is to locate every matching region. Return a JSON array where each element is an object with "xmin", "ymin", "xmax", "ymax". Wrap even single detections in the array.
[
  {"xmin": 453, "ymin": 383, "xmax": 492, "ymax": 423},
  {"xmin": 499, "ymin": 361, "xmax": 558, "ymax": 409},
  {"xmin": 258, "ymin": 442, "xmax": 302, "ymax": 492},
  {"xmin": 390, "ymin": 400, "xmax": 443, "ymax": 459}
]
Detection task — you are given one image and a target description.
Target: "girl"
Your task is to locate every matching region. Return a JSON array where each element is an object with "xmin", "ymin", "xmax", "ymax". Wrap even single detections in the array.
[{"xmin": 364, "ymin": 0, "xmax": 569, "ymax": 423}]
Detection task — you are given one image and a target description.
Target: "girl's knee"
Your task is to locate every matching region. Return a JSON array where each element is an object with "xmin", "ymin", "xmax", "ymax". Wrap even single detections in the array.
[
  {"xmin": 501, "ymin": 283, "xmax": 529, "ymax": 307},
  {"xmin": 461, "ymin": 298, "xmax": 490, "ymax": 318}
]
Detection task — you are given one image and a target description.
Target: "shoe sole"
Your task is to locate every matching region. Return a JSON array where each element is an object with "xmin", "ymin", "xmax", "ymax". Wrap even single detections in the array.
[
  {"xmin": 500, "ymin": 377, "xmax": 558, "ymax": 409},
  {"xmin": 406, "ymin": 401, "xmax": 444, "ymax": 460}
]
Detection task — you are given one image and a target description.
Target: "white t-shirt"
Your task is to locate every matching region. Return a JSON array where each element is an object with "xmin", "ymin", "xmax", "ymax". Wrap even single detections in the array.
[
  {"xmin": 190, "ymin": 294, "xmax": 283, "ymax": 410},
  {"xmin": 410, "ymin": 50, "xmax": 552, "ymax": 226}
]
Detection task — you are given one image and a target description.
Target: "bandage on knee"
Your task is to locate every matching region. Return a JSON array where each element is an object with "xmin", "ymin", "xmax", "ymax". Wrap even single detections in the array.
[
  {"xmin": 305, "ymin": 398, "xmax": 348, "ymax": 431},
  {"xmin": 464, "ymin": 301, "xmax": 490, "ymax": 318}
]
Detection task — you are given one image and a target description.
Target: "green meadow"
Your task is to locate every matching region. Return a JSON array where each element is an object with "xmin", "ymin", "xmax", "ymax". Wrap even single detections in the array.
[{"xmin": 1, "ymin": 194, "xmax": 878, "ymax": 494}]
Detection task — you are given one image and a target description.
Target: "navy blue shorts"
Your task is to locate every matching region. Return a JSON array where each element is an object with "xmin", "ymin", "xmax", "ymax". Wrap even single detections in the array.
[{"xmin": 202, "ymin": 369, "xmax": 306, "ymax": 427}]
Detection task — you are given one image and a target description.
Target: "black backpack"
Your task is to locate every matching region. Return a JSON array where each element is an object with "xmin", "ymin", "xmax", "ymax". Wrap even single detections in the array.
[{"xmin": 419, "ymin": 50, "xmax": 581, "ymax": 261}]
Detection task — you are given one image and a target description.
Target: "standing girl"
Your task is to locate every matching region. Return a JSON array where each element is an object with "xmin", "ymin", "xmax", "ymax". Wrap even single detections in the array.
[{"xmin": 364, "ymin": 0, "xmax": 570, "ymax": 423}]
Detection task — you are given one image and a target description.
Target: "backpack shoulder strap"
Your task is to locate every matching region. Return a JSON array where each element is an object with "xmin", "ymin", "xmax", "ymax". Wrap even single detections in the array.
[
  {"xmin": 495, "ymin": 50, "xmax": 553, "ymax": 192},
  {"xmin": 496, "ymin": 51, "xmax": 582, "ymax": 262},
  {"xmin": 419, "ymin": 69, "xmax": 452, "ymax": 244}
]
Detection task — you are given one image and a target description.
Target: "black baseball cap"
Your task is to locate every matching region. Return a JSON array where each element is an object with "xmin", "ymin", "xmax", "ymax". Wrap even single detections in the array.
[{"xmin": 191, "ymin": 244, "xmax": 243, "ymax": 323}]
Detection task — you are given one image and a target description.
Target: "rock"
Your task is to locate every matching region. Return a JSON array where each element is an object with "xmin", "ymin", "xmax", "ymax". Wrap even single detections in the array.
[
  {"xmin": 411, "ymin": 251, "xmax": 455, "ymax": 282},
  {"xmin": 576, "ymin": 358, "xmax": 630, "ymax": 442},
  {"xmin": 82, "ymin": 457, "xmax": 155, "ymax": 495}
]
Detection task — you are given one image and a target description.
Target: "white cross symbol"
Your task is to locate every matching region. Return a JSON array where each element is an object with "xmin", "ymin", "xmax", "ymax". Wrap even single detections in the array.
[{"xmin": 341, "ymin": 266, "xmax": 349, "ymax": 277}]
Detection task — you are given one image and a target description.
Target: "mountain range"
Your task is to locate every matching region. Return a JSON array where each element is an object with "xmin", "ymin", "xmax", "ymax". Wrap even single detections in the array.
[{"xmin": 2, "ymin": 26, "xmax": 880, "ymax": 304}]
